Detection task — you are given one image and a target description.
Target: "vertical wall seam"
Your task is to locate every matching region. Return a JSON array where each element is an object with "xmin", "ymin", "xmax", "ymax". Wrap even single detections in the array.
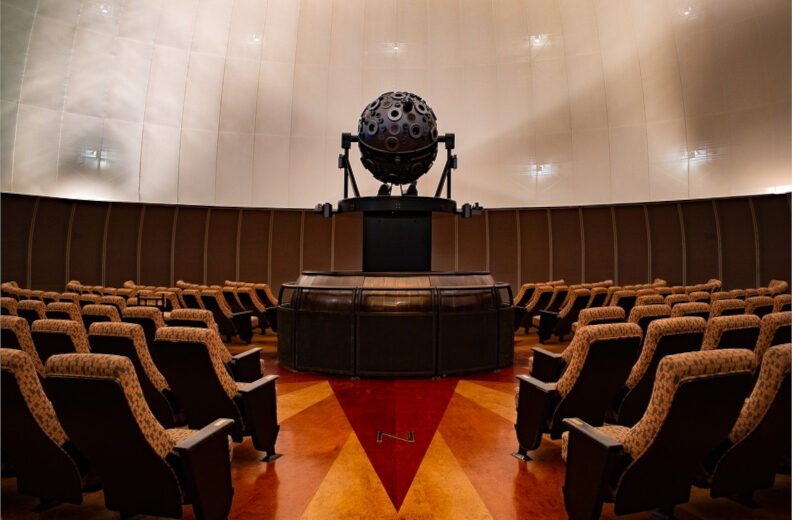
[
  {"xmin": 64, "ymin": 202, "xmax": 76, "ymax": 285},
  {"xmin": 137, "ymin": 206, "xmax": 146, "ymax": 283},
  {"xmin": 610, "ymin": 207, "xmax": 618, "ymax": 285},
  {"xmin": 235, "ymin": 210, "xmax": 243, "ymax": 281},
  {"xmin": 330, "ymin": 214, "xmax": 336, "ymax": 271},
  {"xmin": 643, "ymin": 205, "xmax": 652, "ymax": 283},
  {"xmin": 579, "ymin": 207, "xmax": 586, "ymax": 283},
  {"xmin": 267, "ymin": 210, "xmax": 274, "ymax": 284},
  {"xmin": 101, "ymin": 203, "xmax": 112, "ymax": 286},
  {"xmin": 299, "ymin": 211, "xmax": 305, "ymax": 273},
  {"xmin": 515, "ymin": 210, "xmax": 521, "ymax": 288},
  {"xmin": 748, "ymin": 197, "xmax": 761, "ymax": 287},
  {"xmin": 170, "ymin": 207, "xmax": 179, "ymax": 286},
  {"xmin": 26, "ymin": 198, "xmax": 39, "ymax": 288},
  {"xmin": 677, "ymin": 203, "xmax": 687, "ymax": 285},
  {"xmin": 454, "ymin": 216, "xmax": 459, "ymax": 271},
  {"xmin": 484, "ymin": 211, "xmax": 491, "ymax": 271},
  {"xmin": 711, "ymin": 200, "xmax": 723, "ymax": 282},
  {"xmin": 547, "ymin": 209, "xmax": 553, "ymax": 280},
  {"xmin": 203, "ymin": 209, "xmax": 211, "ymax": 284}
]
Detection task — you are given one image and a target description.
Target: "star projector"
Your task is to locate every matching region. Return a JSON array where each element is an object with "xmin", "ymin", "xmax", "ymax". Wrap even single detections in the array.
[{"xmin": 357, "ymin": 91, "xmax": 439, "ymax": 186}]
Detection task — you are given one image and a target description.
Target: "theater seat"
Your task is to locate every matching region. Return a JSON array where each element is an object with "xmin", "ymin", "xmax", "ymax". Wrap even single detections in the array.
[
  {"xmin": 729, "ymin": 289, "xmax": 747, "ymax": 300},
  {"xmin": 200, "ymin": 290, "xmax": 257, "ymax": 344},
  {"xmin": 609, "ymin": 317, "xmax": 706, "ymax": 426},
  {"xmin": 81, "ymin": 304, "xmax": 121, "ymax": 328},
  {"xmin": 745, "ymin": 296, "xmax": 774, "ymax": 318},
  {"xmin": 627, "ymin": 304, "xmax": 672, "ymax": 336},
  {"xmin": 753, "ymin": 312, "xmax": 791, "ymax": 369},
  {"xmin": 571, "ymin": 306, "xmax": 625, "ymax": 333},
  {"xmin": 98, "ymin": 295, "xmax": 126, "ymax": 313},
  {"xmin": 587, "ymin": 287, "xmax": 608, "ymax": 308},
  {"xmin": 45, "ymin": 302, "xmax": 82, "ymax": 322},
  {"xmin": 519, "ymin": 285, "xmax": 554, "ymax": 332},
  {"xmin": 699, "ymin": 344, "xmax": 791, "ymax": 501},
  {"xmin": 688, "ymin": 291, "xmax": 711, "ymax": 303},
  {"xmin": 774, "ymin": 294, "xmax": 791, "ymax": 313},
  {"xmin": 78, "ymin": 293, "xmax": 100, "ymax": 308},
  {"xmin": 1, "ymin": 316, "xmax": 46, "ymax": 375},
  {"xmin": 1, "ymin": 349, "xmax": 95, "ymax": 508},
  {"xmin": 561, "ymin": 349, "xmax": 754, "ymax": 520},
  {"xmin": 513, "ymin": 323, "xmax": 643, "ymax": 460},
  {"xmin": 17, "ymin": 299, "xmax": 46, "ymax": 325},
  {"xmin": 41, "ymin": 292, "xmax": 60, "ymax": 304},
  {"xmin": 701, "ymin": 315, "xmax": 761, "ymax": 351},
  {"xmin": 45, "ymin": 353, "xmax": 234, "ymax": 520},
  {"xmin": 670, "ymin": 301, "xmax": 710, "ymax": 320},
  {"xmin": 234, "ymin": 286, "xmax": 271, "ymax": 332},
  {"xmin": 2, "ymin": 296, "xmax": 18, "ymax": 315},
  {"xmin": 152, "ymin": 327, "xmax": 280, "ymax": 461},
  {"xmin": 710, "ymin": 298, "xmax": 746, "ymax": 318},
  {"xmin": 710, "ymin": 292, "xmax": 733, "ymax": 302},
  {"xmin": 30, "ymin": 319, "xmax": 90, "ymax": 363},
  {"xmin": 610, "ymin": 290, "xmax": 637, "ymax": 317},
  {"xmin": 664, "ymin": 294, "xmax": 689, "ymax": 308},
  {"xmin": 181, "ymin": 289, "xmax": 204, "ymax": 309},
  {"xmin": 59, "ymin": 293, "xmax": 81, "ymax": 305},
  {"xmin": 534, "ymin": 289, "xmax": 590, "ymax": 343},
  {"xmin": 121, "ymin": 306, "xmax": 165, "ymax": 348},
  {"xmin": 635, "ymin": 294, "xmax": 664, "ymax": 306}
]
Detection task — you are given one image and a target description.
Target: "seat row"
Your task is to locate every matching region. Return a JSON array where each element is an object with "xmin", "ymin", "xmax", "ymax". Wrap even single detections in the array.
[{"xmin": 1, "ymin": 312, "xmax": 280, "ymax": 518}]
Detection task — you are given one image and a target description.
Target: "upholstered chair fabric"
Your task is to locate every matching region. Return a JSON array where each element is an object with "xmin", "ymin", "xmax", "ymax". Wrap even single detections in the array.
[
  {"xmin": 154, "ymin": 327, "xmax": 237, "ymax": 400},
  {"xmin": 663, "ymin": 294, "xmax": 689, "ymax": 308},
  {"xmin": 701, "ymin": 315, "xmax": 762, "ymax": 351},
  {"xmin": 2, "ymin": 348, "xmax": 69, "ymax": 445},
  {"xmin": 116, "ymin": 288, "xmax": 135, "ymax": 299},
  {"xmin": 556, "ymin": 323, "xmax": 643, "ymax": 397},
  {"xmin": 18, "ymin": 300, "xmax": 46, "ymax": 320},
  {"xmin": 513, "ymin": 284, "xmax": 535, "ymax": 305},
  {"xmin": 624, "ymin": 317, "xmax": 707, "ymax": 390},
  {"xmin": 610, "ymin": 290, "xmax": 637, "ymax": 307},
  {"xmin": 236, "ymin": 287, "xmax": 267, "ymax": 313},
  {"xmin": 688, "ymin": 291, "xmax": 710, "ymax": 303},
  {"xmin": 254, "ymin": 284, "xmax": 279, "ymax": 306},
  {"xmin": 628, "ymin": 304, "xmax": 672, "ymax": 325},
  {"xmin": 635, "ymin": 294, "xmax": 664, "ymax": 306},
  {"xmin": 753, "ymin": 312, "xmax": 792, "ymax": 369},
  {"xmin": 82, "ymin": 304, "xmax": 121, "ymax": 322},
  {"xmin": 670, "ymin": 302, "xmax": 710, "ymax": 318},
  {"xmin": 122, "ymin": 306, "xmax": 166, "ymax": 328},
  {"xmin": 576, "ymin": 306, "xmax": 625, "ymax": 328},
  {"xmin": 744, "ymin": 289, "xmax": 760, "ymax": 299},
  {"xmin": 79, "ymin": 294, "xmax": 101, "ymax": 306},
  {"xmin": 710, "ymin": 292, "xmax": 734, "ymax": 302},
  {"xmin": 182, "ymin": 289, "xmax": 204, "ymax": 309},
  {"xmin": 99, "ymin": 295, "xmax": 126, "ymax": 312},
  {"xmin": 768, "ymin": 280, "xmax": 789, "ymax": 295},
  {"xmin": 89, "ymin": 322, "xmax": 170, "ymax": 392},
  {"xmin": 65, "ymin": 280, "xmax": 82, "ymax": 292},
  {"xmin": 156, "ymin": 291, "xmax": 181, "ymax": 310},
  {"xmin": 41, "ymin": 291, "xmax": 61, "ymax": 303},
  {"xmin": 32, "ymin": 319, "xmax": 91, "ymax": 353},
  {"xmin": 635, "ymin": 289, "xmax": 657, "ymax": 297},
  {"xmin": 2, "ymin": 297, "xmax": 18, "ymax": 315},
  {"xmin": 653, "ymin": 278, "xmax": 668, "ymax": 286},
  {"xmin": 729, "ymin": 289, "xmax": 747, "ymax": 300},
  {"xmin": 59, "ymin": 293, "xmax": 81, "ymax": 305},
  {"xmin": 706, "ymin": 279, "xmax": 723, "ymax": 291},
  {"xmin": 45, "ymin": 353, "xmax": 175, "ymax": 459},
  {"xmin": 561, "ymin": 424, "xmax": 628, "ymax": 462},
  {"xmin": 710, "ymin": 299, "xmax": 746, "ymax": 318},
  {"xmin": 557, "ymin": 289, "xmax": 590, "ymax": 318},
  {"xmin": 168, "ymin": 308, "xmax": 219, "ymax": 332},
  {"xmin": 729, "ymin": 344, "xmax": 790, "ymax": 444},
  {"xmin": 745, "ymin": 296, "xmax": 774, "ymax": 315},
  {"xmin": 774, "ymin": 294, "xmax": 792, "ymax": 313},
  {"xmin": 123, "ymin": 280, "xmax": 137, "ymax": 289},
  {"xmin": 1, "ymin": 316, "xmax": 45, "ymax": 375}
]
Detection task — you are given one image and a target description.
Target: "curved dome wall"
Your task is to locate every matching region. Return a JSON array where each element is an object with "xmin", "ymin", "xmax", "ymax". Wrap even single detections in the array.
[{"xmin": 1, "ymin": 0, "xmax": 789, "ymax": 208}]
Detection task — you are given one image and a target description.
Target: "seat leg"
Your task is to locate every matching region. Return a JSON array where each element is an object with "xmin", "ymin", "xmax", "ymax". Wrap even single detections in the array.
[
  {"xmin": 261, "ymin": 450, "xmax": 283, "ymax": 462},
  {"xmin": 511, "ymin": 446, "xmax": 532, "ymax": 462}
]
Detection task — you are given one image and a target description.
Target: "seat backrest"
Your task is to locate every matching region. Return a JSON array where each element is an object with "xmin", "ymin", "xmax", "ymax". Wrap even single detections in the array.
[
  {"xmin": 688, "ymin": 291, "xmax": 710, "ymax": 303},
  {"xmin": 745, "ymin": 296, "xmax": 774, "ymax": 318},
  {"xmin": 710, "ymin": 298, "xmax": 746, "ymax": 318},
  {"xmin": 82, "ymin": 304, "xmax": 121, "ymax": 328},
  {"xmin": 31, "ymin": 319, "xmax": 90, "ymax": 363},
  {"xmin": 710, "ymin": 292, "xmax": 733, "ymax": 302},
  {"xmin": 236, "ymin": 286, "xmax": 266, "ymax": 313},
  {"xmin": 577, "ymin": 306, "xmax": 625, "ymax": 327},
  {"xmin": 701, "ymin": 314, "xmax": 762, "ymax": 351},
  {"xmin": 45, "ymin": 302, "xmax": 82, "ymax": 322},
  {"xmin": 99, "ymin": 295, "xmax": 126, "ymax": 313},
  {"xmin": 729, "ymin": 289, "xmax": 747, "ymax": 300},
  {"xmin": 221, "ymin": 288, "xmax": 245, "ymax": 313},
  {"xmin": 1, "ymin": 296, "xmax": 18, "ymax": 315},
  {"xmin": 121, "ymin": 306, "xmax": 165, "ymax": 346},
  {"xmin": 181, "ymin": 289, "xmax": 203, "ymax": 309},
  {"xmin": 545, "ymin": 286, "xmax": 569, "ymax": 313},
  {"xmin": 611, "ymin": 290, "xmax": 637, "ymax": 316},
  {"xmin": 587, "ymin": 287, "xmax": 608, "ymax": 308},
  {"xmin": 254, "ymin": 283, "xmax": 279, "ymax": 307},
  {"xmin": 41, "ymin": 291, "xmax": 61, "ymax": 304},
  {"xmin": 628, "ymin": 305, "xmax": 672, "ymax": 336},
  {"xmin": 166, "ymin": 308, "xmax": 219, "ymax": 331},
  {"xmin": 670, "ymin": 301, "xmax": 710, "ymax": 320},
  {"xmin": 753, "ymin": 311, "xmax": 791, "ymax": 368},
  {"xmin": 17, "ymin": 299, "xmax": 46, "ymax": 325},
  {"xmin": 635, "ymin": 294, "xmax": 664, "ymax": 306},
  {"xmin": 559, "ymin": 289, "xmax": 590, "ymax": 320},
  {"xmin": 664, "ymin": 294, "xmax": 690, "ymax": 308},
  {"xmin": 552, "ymin": 323, "xmax": 643, "ymax": 431},
  {"xmin": 525, "ymin": 285, "xmax": 554, "ymax": 310},
  {"xmin": 78, "ymin": 294, "xmax": 100, "ymax": 307},
  {"xmin": 513, "ymin": 284, "xmax": 536, "ymax": 307},
  {"xmin": 768, "ymin": 279, "xmax": 789, "ymax": 295},
  {"xmin": 773, "ymin": 294, "xmax": 792, "ymax": 313}
]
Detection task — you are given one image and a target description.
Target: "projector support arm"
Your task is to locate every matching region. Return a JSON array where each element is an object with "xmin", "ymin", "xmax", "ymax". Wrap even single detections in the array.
[
  {"xmin": 339, "ymin": 133, "xmax": 361, "ymax": 199},
  {"xmin": 434, "ymin": 134, "xmax": 457, "ymax": 199}
]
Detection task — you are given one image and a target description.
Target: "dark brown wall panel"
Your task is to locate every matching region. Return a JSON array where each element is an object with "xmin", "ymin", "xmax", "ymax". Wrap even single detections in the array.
[
  {"xmin": 716, "ymin": 198, "xmax": 756, "ymax": 289},
  {"xmin": 432, "ymin": 213, "xmax": 455, "ymax": 271},
  {"xmin": 206, "ymin": 209, "xmax": 238, "ymax": 284},
  {"xmin": 753, "ymin": 194, "xmax": 791, "ymax": 286},
  {"xmin": 647, "ymin": 203, "xmax": 683, "ymax": 285},
  {"xmin": 302, "ymin": 212, "xmax": 332, "ymax": 271},
  {"xmin": 457, "ymin": 214, "xmax": 487, "ymax": 271},
  {"xmin": 270, "ymin": 210, "xmax": 301, "ymax": 293},
  {"xmin": 139, "ymin": 205, "xmax": 174, "ymax": 286},
  {"xmin": 581, "ymin": 207, "xmax": 614, "ymax": 283},
  {"xmin": 105, "ymin": 203, "xmax": 141, "ymax": 287},
  {"xmin": 30, "ymin": 198, "xmax": 72, "ymax": 291},
  {"xmin": 519, "ymin": 209, "xmax": 550, "ymax": 283},
  {"xmin": 681, "ymin": 201, "xmax": 719, "ymax": 285},
  {"xmin": 174, "ymin": 207, "xmax": 208, "ymax": 284},
  {"xmin": 614, "ymin": 206, "xmax": 649, "ymax": 285},
  {"xmin": 238, "ymin": 209, "xmax": 270, "ymax": 283},
  {"xmin": 68, "ymin": 201, "xmax": 108, "ymax": 285},
  {"xmin": 333, "ymin": 213, "xmax": 362, "ymax": 271},
  {"xmin": 488, "ymin": 210, "xmax": 518, "ymax": 291},
  {"xmin": 1, "ymin": 194, "xmax": 35, "ymax": 284},
  {"xmin": 550, "ymin": 208, "xmax": 581, "ymax": 284}
]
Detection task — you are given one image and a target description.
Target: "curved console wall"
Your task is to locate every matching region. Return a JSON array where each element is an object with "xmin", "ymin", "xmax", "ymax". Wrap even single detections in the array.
[{"xmin": 276, "ymin": 272, "xmax": 514, "ymax": 377}]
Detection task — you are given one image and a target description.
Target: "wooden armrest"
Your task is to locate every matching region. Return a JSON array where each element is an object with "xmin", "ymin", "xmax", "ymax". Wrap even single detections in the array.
[
  {"xmin": 531, "ymin": 347, "xmax": 567, "ymax": 382},
  {"xmin": 229, "ymin": 348, "xmax": 263, "ymax": 382},
  {"xmin": 515, "ymin": 375, "xmax": 560, "ymax": 451},
  {"xmin": 237, "ymin": 374, "xmax": 281, "ymax": 454}
]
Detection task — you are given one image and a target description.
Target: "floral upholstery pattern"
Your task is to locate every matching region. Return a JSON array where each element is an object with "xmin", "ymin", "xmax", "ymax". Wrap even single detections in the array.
[
  {"xmin": 700, "ymin": 314, "xmax": 761, "ymax": 351},
  {"xmin": 2, "ymin": 297, "xmax": 18, "ymax": 315},
  {"xmin": 32, "ymin": 319, "xmax": 91, "ymax": 353},
  {"xmin": 18, "ymin": 300, "xmax": 47, "ymax": 320},
  {"xmin": 561, "ymin": 424, "xmax": 629, "ymax": 462},
  {"xmin": 556, "ymin": 323, "xmax": 643, "ymax": 397},
  {"xmin": 122, "ymin": 306, "xmax": 166, "ymax": 328},
  {"xmin": 624, "ymin": 317, "xmax": 706, "ymax": 389},
  {"xmin": 635, "ymin": 294, "xmax": 664, "ymax": 306},
  {"xmin": 2, "ymin": 348, "xmax": 69, "ymax": 445},
  {"xmin": 99, "ymin": 295, "xmax": 126, "ymax": 312},
  {"xmin": 627, "ymin": 304, "xmax": 672, "ymax": 325},
  {"xmin": 154, "ymin": 327, "xmax": 237, "ymax": 400},
  {"xmin": 670, "ymin": 302, "xmax": 710, "ymax": 318},
  {"xmin": 728, "ymin": 289, "xmax": 747, "ymax": 300},
  {"xmin": 745, "ymin": 296, "xmax": 774, "ymax": 315},
  {"xmin": 753, "ymin": 312, "xmax": 791, "ymax": 368},
  {"xmin": 774, "ymin": 294, "xmax": 792, "ymax": 313},
  {"xmin": 710, "ymin": 299, "xmax": 746, "ymax": 318},
  {"xmin": 168, "ymin": 308, "xmax": 220, "ymax": 333},
  {"xmin": 89, "ymin": 322, "xmax": 170, "ymax": 392},
  {"xmin": 573, "ymin": 306, "xmax": 625, "ymax": 332},
  {"xmin": 59, "ymin": 293, "xmax": 81, "ymax": 305},
  {"xmin": 82, "ymin": 304, "xmax": 121, "ymax": 322},
  {"xmin": 1, "ymin": 316, "xmax": 46, "ymax": 375},
  {"xmin": 46, "ymin": 302, "xmax": 82, "ymax": 322},
  {"xmin": 46, "ymin": 353, "xmax": 176, "ymax": 459},
  {"xmin": 620, "ymin": 349, "xmax": 753, "ymax": 460},
  {"xmin": 688, "ymin": 291, "xmax": 710, "ymax": 303},
  {"xmin": 710, "ymin": 292, "xmax": 733, "ymax": 302},
  {"xmin": 729, "ymin": 344, "xmax": 791, "ymax": 443}
]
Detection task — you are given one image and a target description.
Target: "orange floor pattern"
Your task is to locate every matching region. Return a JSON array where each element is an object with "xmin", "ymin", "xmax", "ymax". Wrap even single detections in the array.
[{"xmin": 2, "ymin": 331, "xmax": 789, "ymax": 520}]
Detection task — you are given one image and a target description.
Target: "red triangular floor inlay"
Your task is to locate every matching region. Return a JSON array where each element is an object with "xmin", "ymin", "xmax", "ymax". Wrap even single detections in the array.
[{"xmin": 329, "ymin": 379, "xmax": 458, "ymax": 509}]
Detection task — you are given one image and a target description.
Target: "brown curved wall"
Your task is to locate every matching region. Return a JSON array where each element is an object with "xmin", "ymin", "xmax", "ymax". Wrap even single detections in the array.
[{"xmin": 2, "ymin": 192, "xmax": 789, "ymax": 294}]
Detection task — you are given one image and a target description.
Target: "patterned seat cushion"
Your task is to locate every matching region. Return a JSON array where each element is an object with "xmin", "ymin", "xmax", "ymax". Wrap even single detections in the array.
[
  {"xmin": 1, "ymin": 296, "xmax": 18, "ymax": 315},
  {"xmin": 46, "ymin": 353, "xmax": 175, "ymax": 459},
  {"xmin": 624, "ymin": 317, "xmax": 707, "ymax": 391},
  {"xmin": 122, "ymin": 305, "xmax": 166, "ymax": 328},
  {"xmin": 577, "ymin": 306, "xmax": 625, "ymax": 327},
  {"xmin": 18, "ymin": 299, "xmax": 46, "ymax": 320},
  {"xmin": 670, "ymin": 302, "xmax": 710, "ymax": 318},
  {"xmin": 82, "ymin": 304, "xmax": 121, "ymax": 322},
  {"xmin": 165, "ymin": 427, "xmax": 234, "ymax": 462},
  {"xmin": 701, "ymin": 315, "xmax": 761, "ymax": 351},
  {"xmin": 46, "ymin": 302, "xmax": 82, "ymax": 322},
  {"xmin": 89, "ymin": 321, "xmax": 170, "ymax": 392},
  {"xmin": 561, "ymin": 424, "xmax": 629, "ymax": 462},
  {"xmin": 753, "ymin": 312, "xmax": 792, "ymax": 369},
  {"xmin": 1, "ymin": 316, "xmax": 45, "ymax": 375},
  {"xmin": 729, "ymin": 344, "xmax": 791, "ymax": 443},
  {"xmin": 32, "ymin": 319, "xmax": 90, "ymax": 353}
]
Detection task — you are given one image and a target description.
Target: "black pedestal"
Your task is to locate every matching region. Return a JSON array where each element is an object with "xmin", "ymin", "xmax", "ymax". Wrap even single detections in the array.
[{"xmin": 363, "ymin": 212, "xmax": 431, "ymax": 272}]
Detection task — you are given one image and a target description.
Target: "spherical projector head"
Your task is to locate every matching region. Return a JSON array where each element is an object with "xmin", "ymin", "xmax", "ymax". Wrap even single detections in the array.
[{"xmin": 357, "ymin": 91, "xmax": 439, "ymax": 186}]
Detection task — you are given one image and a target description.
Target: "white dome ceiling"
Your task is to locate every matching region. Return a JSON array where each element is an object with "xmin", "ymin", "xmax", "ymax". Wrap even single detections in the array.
[{"xmin": 1, "ymin": 0, "xmax": 789, "ymax": 207}]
